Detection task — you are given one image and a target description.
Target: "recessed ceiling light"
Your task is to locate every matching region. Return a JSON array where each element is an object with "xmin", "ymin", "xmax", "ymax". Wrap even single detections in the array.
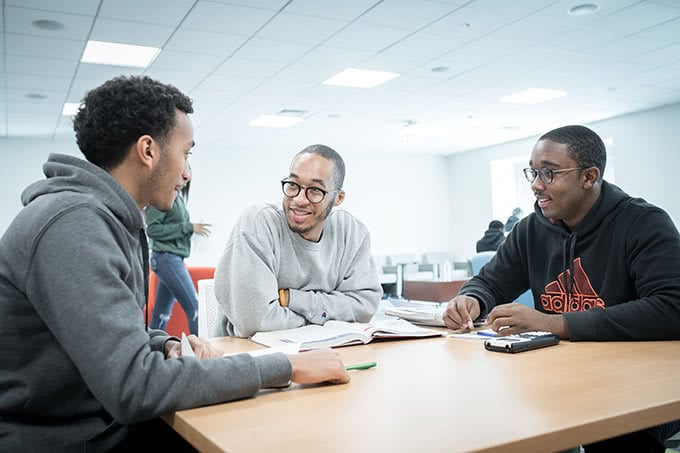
[
  {"xmin": 326, "ymin": 113, "xmax": 341, "ymax": 118},
  {"xmin": 499, "ymin": 88, "xmax": 567, "ymax": 104},
  {"xmin": 62, "ymin": 103, "xmax": 80, "ymax": 116},
  {"xmin": 32, "ymin": 19, "xmax": 64, "ymax": 30},
  {"xmin": 25, "ymin": 93, "xmax": 48, "ymax": 100},
  {"xmin": 81, "ymin": 40, "xmax": 160, "ymax": 68},
  {"xmin": 322, "ymin": 68, "xmax": 399, "ymax": 88},
  {"xmin": 431, "ymin": 66, "xmax": 449, "ymax": 73},
  {"xmin": 568, "ymin": 3, "xmax": 599, "ymax": 16},
  {"xmin": 249, "ymin": 115, "xmax": 303, "ymax": 128}
]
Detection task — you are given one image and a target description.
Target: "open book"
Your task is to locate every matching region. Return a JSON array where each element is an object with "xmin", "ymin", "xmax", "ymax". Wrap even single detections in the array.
[{"xmin": 250, "ymin": 318, "xmax": 443, "ymax": 350}]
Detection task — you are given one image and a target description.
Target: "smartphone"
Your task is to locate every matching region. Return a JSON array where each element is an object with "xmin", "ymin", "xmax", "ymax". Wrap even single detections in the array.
[{"xmin": 484, "ymin": 331, "xmax": 560, "ymax": 353}]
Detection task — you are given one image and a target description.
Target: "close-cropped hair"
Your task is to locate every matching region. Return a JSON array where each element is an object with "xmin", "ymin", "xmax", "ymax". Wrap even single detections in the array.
[
  {"xmin": 73, "ymin": 75, "xmax": 194, "ymax": 170},
  {"xmin": 539, "ymin": 125, "xmax": 607, "ymax": 182},
  {"xmin": 296, "ymin": 144, "xmax": 346, "ymax": 189}
]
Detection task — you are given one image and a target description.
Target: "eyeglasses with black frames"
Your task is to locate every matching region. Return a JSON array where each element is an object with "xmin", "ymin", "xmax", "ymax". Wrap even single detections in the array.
[
  {"xmin": 280, "ymin": 180, "xmax": 340, "ymax": 204},
  {"xmin": 523, "ymin": 167, "xmax": 583, "ymax": 185}
]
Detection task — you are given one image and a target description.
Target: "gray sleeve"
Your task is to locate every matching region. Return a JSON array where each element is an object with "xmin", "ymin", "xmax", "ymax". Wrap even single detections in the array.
[
  {"xmin": 287, "ymin": 234, "xmax": 382, "ymax": 324},
  {"xmin": 214, "ymin": 222, "xmax": 307, "ymax": 338},
  {"xmin": 28, "ymin": 207, "xmax": 291, "ymax": 423}
]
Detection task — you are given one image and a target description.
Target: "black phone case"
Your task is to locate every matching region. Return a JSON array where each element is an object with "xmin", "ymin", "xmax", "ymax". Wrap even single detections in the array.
[{"xmin": 484, "ymin": 333, "xmax": 560, "ymax": 353}]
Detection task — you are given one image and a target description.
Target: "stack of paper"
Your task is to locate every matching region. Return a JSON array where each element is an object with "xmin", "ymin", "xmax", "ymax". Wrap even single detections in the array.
[{"xmin": 384, "ymin": 300, "xmax": 446, "ymax": 327}]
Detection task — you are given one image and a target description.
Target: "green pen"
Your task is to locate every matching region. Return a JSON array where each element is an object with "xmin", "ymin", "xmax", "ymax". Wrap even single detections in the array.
[{"xmin": 345, "ymin": 361, "xmax": 377, "ymax": 371}]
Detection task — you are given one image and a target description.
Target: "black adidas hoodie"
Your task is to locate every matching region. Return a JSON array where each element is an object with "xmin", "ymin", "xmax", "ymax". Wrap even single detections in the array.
[{"xmin": 460, "ymin": 181, "xmax": 680, "ymax": 341}]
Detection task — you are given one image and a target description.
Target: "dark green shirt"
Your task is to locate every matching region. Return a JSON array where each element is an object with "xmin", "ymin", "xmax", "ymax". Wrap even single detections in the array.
[{"xmin": 146, "ymin": 194, "xmax": 193, "ymax": 257}]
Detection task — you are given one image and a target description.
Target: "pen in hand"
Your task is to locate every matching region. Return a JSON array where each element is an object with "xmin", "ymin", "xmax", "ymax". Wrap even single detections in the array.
[{"xmin": 346, "ymin": 361, "xmax": 377, "ymax": 371}]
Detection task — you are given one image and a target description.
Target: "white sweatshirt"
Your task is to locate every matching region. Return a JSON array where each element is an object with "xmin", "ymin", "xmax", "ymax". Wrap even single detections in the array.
[{"xmin": 215, "ymin": 203, "xmax": 382, "ymax": 337}]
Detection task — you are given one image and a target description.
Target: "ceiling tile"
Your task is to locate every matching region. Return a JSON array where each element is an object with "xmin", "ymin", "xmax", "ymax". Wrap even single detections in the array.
[
  {"xmin": 7, "ymin": 113, "xmax": 59, "ymax": 137},
  {"xmin": 209, "ymin": 0, "xmax": 289, "ymax": 11},
  {"xmin": 257, "ymin": 12, "xmax": 348, "ymax": 44},
  {"xmin": 98, "ymin": 0, "xmax": 194, "ymax": 26},
  {"xmin": 214, "ymin": 57, "xmax": 287, "ymax": 78},
  {"xmin": 90, "ymin": 18, "xmax": 175, "ymax": 47},
  {"xmin": 381, "ymin": 31, "xmax": 466, "ymax": 59},
  {"xmin": 182, "ymin": 2, "xmax": 275, "ymax": 36},
  {"xmin": 594, "ymin": 1, "xmax": 680, "ymax": 35},
  {"xmin": 5, "ymin": 73, "xmax": 72, "ymax": 92},
  {"xmin": 324, "ymin": 22, "xmax": 410, "ymax": 52},
  {"xmin": 149, "ymin": 50, "xmax": 225, "ymax": 73},
  {"xmin": 357, "ymin": 0, "xmax": 459, "ymax": 30},
  {"xmin": 195, "ymin": 72, "xmax": 264, "ymax": 94},
  {"xmin": 635, "ymin": 16, "xmax": 680, "ymax": 42},
  {"xmin": 282, "ymin": 0, "xmax": 378, "ymax": 21},
  {"xmin": 5, "ymin": 33, "xmax": 84, "ymax": 59},
  {"xmin": 4, "ymin": 6, "xmax": 94, "ymax": 40},
  {"xmin": 277, "ymin": 46, "xmax": 374, "ymax": 83},
  {"xmin": 6, "ymin": 55, "xmax": 79, "ymax": 77},
  {"xmin": 232, "ymin": 37, "xmax": 314, "ymax": 63},
  {"xmin": 143, "ymin": 68, "xmax": 206, "ymax": 94},
  {"xmin": 357, "ymin": 52, "xmax": 428, "ymax": 74},
  {"xmin": 5, "ymin": 89, "xmax": 66, "ymax": 113},
  {"xmin": 165, "ymin": 28, "xmax": 247, "ymax": 56},
  {"xmin": 5, "ymin": 0, "xmax": 99, "ymax": 16}
]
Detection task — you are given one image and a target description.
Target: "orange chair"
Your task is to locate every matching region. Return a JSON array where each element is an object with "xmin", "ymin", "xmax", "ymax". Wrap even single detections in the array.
[{"xmin": 144, "ymin": 266, "xmax": 216, "ymax": 338}]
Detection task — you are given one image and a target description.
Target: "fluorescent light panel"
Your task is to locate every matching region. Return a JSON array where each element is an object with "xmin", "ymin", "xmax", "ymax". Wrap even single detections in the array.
[
  {"xmin": 62, "ymin": 102, "xmax": 79, "ymax": 116},
  {"xmin": 323, "ymin": 68, "xmax": 399, "ymax": 88},
  {"xmin": 81, "ymin": 40, "xmax": 160, "ymax": 68},
  {"xmin": 249, "ymin": 115, "xmax": 303, "ymax": 128},
  {"xmin": 500, "ymin": 88, "xmax": 567, "ymax": 104}
]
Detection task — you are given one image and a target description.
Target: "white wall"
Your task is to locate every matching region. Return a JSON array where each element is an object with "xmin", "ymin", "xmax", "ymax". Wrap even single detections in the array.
[
  {"xmin": 6, "ymin": 101, "xmax": 678, "ymax": 267},
  {"xmin": 1, "ymin": 136, "xmax": 452, "ymax": 267},
  {"xmin": 447, "ymin": 101, "xmax": 680, "ymax": 259}
]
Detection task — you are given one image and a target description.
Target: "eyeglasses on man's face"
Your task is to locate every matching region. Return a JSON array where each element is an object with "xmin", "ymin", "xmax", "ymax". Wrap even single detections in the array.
[
  {"xmin": 281, "ymin": 180, "xmax": 339, "ymax": 204},
  {"xmin": 523, "ymin": 167, "xmax": 583, "ymax": 185}
]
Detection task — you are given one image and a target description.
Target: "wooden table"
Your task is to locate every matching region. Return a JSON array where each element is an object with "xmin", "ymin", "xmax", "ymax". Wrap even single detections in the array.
[
  {"xmin": 403, "ymin": 279, "xmax": 467, "ymax": 302},
  {"xmin": 163, "ymin": 336, "xmax": 680, "ymax": 452}
]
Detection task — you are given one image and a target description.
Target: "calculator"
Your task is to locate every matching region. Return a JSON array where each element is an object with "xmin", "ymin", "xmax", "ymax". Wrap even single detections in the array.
[{"xmin": 484, "ymin": 331, "xmax": 560, "ymax": 353}]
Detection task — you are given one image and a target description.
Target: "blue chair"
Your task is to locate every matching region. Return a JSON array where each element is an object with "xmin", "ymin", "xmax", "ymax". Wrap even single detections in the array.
[
  {"xmin": 469, "ymin": 251, "xmax": 496, "ymax": 275},
  {"xmin": 469, "ymin": 251, "xmax": 533, "ymax": 308}
]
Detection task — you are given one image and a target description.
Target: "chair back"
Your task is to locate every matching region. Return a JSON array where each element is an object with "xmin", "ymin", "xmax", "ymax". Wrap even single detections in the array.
[
  {"xmin": 469, "ymin": 251, "xmax": 496, "ymax": 275},
  {"xmin": 197, "ymin": 279, "xmax": 223, "ymax": 338},
  {"xmin": 469, "ymin": 252, "xmax": 534, "ymax": 308}
]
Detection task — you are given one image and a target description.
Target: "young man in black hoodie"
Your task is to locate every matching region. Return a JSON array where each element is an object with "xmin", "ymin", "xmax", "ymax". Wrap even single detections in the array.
[{"xmin": 444, "ymin": 125, "xmax": 680, "ymax": 452}]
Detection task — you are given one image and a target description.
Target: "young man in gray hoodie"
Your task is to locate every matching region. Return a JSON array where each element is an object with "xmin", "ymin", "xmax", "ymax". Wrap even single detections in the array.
[{"xmin": 0, "ymin": 75, "xmax": 349, "ymax": 452}]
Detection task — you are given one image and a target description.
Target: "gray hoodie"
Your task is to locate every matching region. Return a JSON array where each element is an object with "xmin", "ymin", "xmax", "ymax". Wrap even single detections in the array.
[{"xmin": 0, "ymin": 154, "xmax": 291, "ymax": 451}]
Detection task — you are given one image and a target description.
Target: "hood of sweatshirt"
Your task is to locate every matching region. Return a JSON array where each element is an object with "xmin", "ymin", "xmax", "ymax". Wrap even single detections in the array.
[
  {"xmin": 532, "ymin": 180, "xmax": 630, "ymax": 296},
  {"xmin": 21, "ymin": 153, "xmax": 144, "ymax": 234}
]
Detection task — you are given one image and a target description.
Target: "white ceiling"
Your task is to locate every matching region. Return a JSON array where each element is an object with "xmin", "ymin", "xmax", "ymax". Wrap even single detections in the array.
[{"xmin": 2, "ymin": 0, "xmax": 680, "ymax": 155}]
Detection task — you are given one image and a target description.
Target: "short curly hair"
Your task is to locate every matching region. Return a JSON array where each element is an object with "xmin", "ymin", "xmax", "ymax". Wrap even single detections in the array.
[
  {"xmin": 539, "ymin": 125, "xmax": 606, "ymax": 182},
  {"xmin": 295, "ymin": 144, "xmax": 346, "ymax": 189},
  {"xmin": 73, "ymin": 75, "xmax": 193, "ymax": 169}
]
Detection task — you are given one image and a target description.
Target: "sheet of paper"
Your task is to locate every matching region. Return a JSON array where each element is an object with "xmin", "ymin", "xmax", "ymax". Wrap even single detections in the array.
[
  {"xmin": 181, "ymin": 332, "xmax": 196, "ymax": 357},
  {"xmin": 223, "ymin": 342, "xmax": 300, "ymax": 358},
  {"xmin": 447, "ymin": 328, "xmax": 497, "ymax": 340}
]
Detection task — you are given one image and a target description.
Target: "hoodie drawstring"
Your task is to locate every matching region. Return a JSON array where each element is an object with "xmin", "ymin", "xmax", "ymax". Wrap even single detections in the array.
[
  {"xmin": 561, "ymin": 233, "xmax": 578, "ymax": 302},
  {"xmin": 140, "ymin": 229, "xmax": 150, "ymax": 331}
]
